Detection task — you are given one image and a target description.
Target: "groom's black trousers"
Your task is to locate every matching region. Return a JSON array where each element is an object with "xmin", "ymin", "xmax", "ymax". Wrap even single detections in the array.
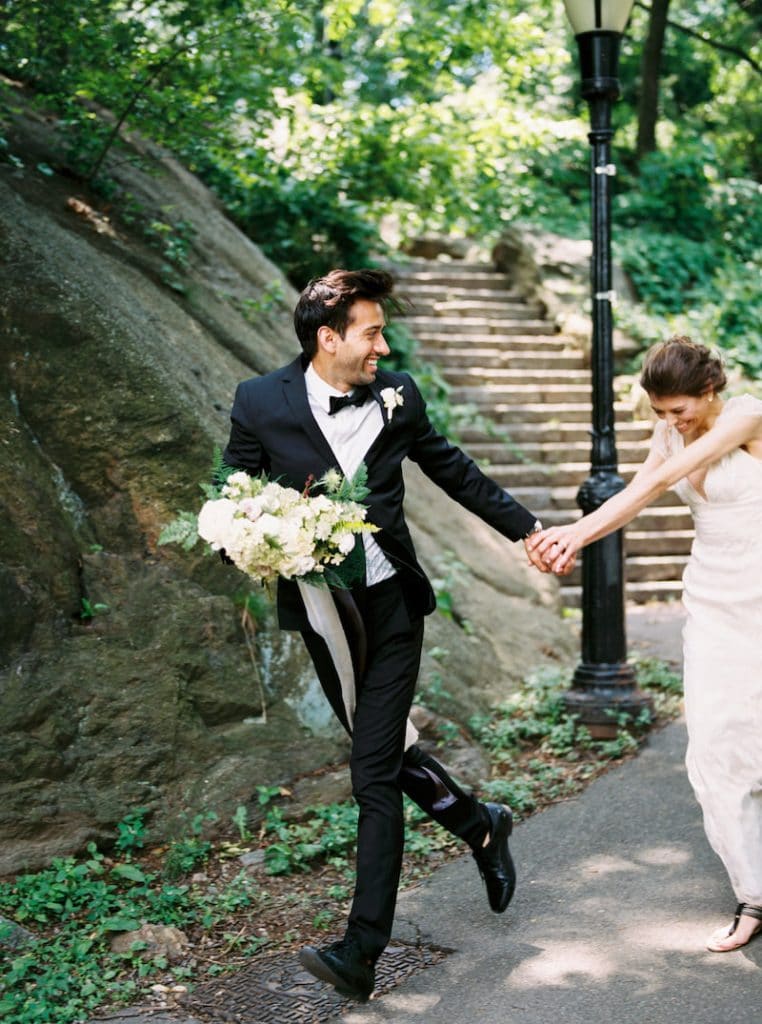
[{"xmin": 300, "ymin": 575, "xmax": 488, "ymax": 960}]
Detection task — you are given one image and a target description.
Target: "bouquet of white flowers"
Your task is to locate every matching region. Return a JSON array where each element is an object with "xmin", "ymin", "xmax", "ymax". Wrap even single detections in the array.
[{"xmin": 159, "ymin": 459, "xmax": 377, "ymax": 588}]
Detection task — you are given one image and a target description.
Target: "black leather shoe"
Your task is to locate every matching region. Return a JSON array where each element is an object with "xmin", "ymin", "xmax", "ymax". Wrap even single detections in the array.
[
  {"xmin": 299, "ymin": 937, "xmax": 375, "ymax": 1002},
  {"xmin": 472, "ymin": 802, "xmax": 516, "ymax": 913}
]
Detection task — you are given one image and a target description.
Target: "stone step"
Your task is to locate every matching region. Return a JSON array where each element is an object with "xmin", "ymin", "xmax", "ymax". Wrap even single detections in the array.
[
  {"xmin": 403, "ymin": 315, "xmax": 558, "ymax": 335},
  {"xmin": 538, "ymin": 506, "xmax": 694, "ymax": 532},
  {"xmin": 396, "ymin": 284, "xmax": 527, "ymax": 302},
  {"xmin": 626, "ymin": 506, "xmax": 694, "ymax": 531},
  {"xmin": 392, "ymin": 256, "xmax": 688, "ymax": 604},
  {"xmin": 403, "ymin": 300, "xmax": 546, "ymax": 318},
  {"xmin": 483, "ymin": 402, "xmax": 635, "ymax": 424},
  {"xmin": 504, "ymin": 484, "xmax": 682, "ymax": 511},
  {"xmin": 392, "ymin": 259, "xmax": 505, "ymax": 274},
  {"xmin": 566, "ymin": 554, "xmax": 689, "ymax": 587},
  {"xmin": 626, "ymin": 530, "xmax": 694, "ymax": 555},
  {"xmin": 450, "ymin": 384, "xmax": 593, "ymax": 404},
  {"xmin": 560, "ymin": 580, "xmax": 684, "ymax": 607},
  {"xmin": 393, "ymin": 269, "xmax": 515, "ymax": 289},
  {"xmin": 419, "ymin": 348, "xmax": 586, "ymax": 370},
  {"xmin": 458, "ymin": 420, "xmax": 654, "ymax": 444},
  {"xmin": 415, "ymin": 334, "xmax": 573, "ymax": 351},
  {"xmin": 441, "ymin": 367, "xmax": 590, "ymax": 387},
  {"xmin": 401, "ymin": 291, "xmax": 541, "ymax": 307},
  {"xmin": 466, "ymin": 439, "xmax": 650, "ymax": 463},
  {"xmin": 490, "ymin": 461, "xmax": 644, "ymax": 488}
]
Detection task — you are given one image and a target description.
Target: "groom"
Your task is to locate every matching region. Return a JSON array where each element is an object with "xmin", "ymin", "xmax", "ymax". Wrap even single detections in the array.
[{"xmin": 222, "ymin": 268, "xmax": 556, "ymax": 1001}]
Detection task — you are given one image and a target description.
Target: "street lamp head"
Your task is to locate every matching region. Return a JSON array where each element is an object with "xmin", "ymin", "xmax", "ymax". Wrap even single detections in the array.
[
  {"xmin": 564, "ymin": 0, "xmax": 636, "ymax": 100},
  {"xmin": 563, "ymin": 0, "xmax": 635, "ymax": 35}
]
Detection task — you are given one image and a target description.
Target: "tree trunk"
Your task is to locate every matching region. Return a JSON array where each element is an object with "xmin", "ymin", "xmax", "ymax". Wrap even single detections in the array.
[{"xmin": 636, "ymin": 0, "xmax": 671, "ymax": 162}]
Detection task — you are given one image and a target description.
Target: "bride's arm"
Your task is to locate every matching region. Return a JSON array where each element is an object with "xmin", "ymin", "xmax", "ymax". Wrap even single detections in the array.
[{"xmin": 528, "ymin": 410, "xmax": 761, "ymax": 571}]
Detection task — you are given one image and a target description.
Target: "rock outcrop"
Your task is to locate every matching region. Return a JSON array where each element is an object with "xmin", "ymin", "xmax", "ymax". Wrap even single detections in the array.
[{"xmin": 0, "ymin": 92, "xmax": 574, "ymax": 874}]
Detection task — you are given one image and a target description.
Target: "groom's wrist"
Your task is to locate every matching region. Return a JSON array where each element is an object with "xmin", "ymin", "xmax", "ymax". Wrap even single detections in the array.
[{"xmin": 524, "ymin": 519, "xmax": 543, "ymax": 539}]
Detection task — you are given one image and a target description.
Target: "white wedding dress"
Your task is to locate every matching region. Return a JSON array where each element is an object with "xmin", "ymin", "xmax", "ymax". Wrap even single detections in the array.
[{"xmin": 654, "ymin": 394, "xmax": 762, "ymax": 906}]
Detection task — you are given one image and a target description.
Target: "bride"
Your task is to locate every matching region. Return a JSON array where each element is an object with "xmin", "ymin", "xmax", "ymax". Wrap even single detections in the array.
[{"xmin": 527, "ymin": 335, "xmax": 762, "ymax": 953}]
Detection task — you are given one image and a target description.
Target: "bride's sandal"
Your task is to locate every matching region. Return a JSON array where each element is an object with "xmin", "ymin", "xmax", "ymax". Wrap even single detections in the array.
[{"xmin": 706, "ymin": 903, "xmax": 762, "ymax": 953}]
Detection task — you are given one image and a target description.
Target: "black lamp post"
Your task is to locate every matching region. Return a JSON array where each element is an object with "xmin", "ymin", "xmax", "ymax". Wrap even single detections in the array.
[{"xmin": 562, "ymin": 0, "xmax": 652, "ymax": 736}]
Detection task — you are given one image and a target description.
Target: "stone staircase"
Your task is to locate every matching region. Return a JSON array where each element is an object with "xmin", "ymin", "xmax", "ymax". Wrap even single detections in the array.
[{"xmin": 392, "ymin": 258, "xmax": 692, "ymax": 606}]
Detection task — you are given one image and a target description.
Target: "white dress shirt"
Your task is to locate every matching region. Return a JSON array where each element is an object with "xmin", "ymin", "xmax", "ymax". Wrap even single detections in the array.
[{"xmin": 305, "ymin": 363, "xmax": 396, "ymax": 586}]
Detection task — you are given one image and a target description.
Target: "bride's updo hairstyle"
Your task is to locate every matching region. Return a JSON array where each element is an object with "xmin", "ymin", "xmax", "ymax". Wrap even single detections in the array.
[{"xmin": 640, "ymin": 335, "xmax": 727, "ymax": 398}]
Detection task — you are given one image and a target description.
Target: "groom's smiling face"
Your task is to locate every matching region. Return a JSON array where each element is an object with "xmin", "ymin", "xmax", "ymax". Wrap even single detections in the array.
[{"xmin": 322, "ymin": 299, "xmax": 391, "ymax": 391}]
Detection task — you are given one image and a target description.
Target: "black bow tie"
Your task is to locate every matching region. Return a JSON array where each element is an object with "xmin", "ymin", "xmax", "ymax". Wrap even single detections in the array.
[{"xmin": 328, "ymin": 387, "xmax": 370, "ymax": 415}]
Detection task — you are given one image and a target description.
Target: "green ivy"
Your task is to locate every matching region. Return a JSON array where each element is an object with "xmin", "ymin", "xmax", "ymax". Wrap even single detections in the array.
[{"xmin": 0, "ymin": 836, "xmax": 257, "ymax": 1024}]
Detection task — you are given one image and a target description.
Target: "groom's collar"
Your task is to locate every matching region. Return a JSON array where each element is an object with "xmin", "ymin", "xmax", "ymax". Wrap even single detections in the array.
[{"xmin": 304, "ymin": 362, "xmax": 361, "ymax": 414}]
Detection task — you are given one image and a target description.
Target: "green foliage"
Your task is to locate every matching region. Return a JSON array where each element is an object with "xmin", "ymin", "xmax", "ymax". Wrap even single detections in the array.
[
  {"xmin": 382, "ymin": 320, "xmax": 419, "ymax": 373},
  {"xmin": 428, "ymin": 553, "xmax": 475, "ymax": 633},
  {"xmin": 469, "ymin": 658, "xmax": 681, "ymax": 820},
  {"xmin": 255, "ymin": 784, "xmax": 281, "ymax": 807},
  {"xmin": 417, "ymin": 669, "xmax": 454, "ymax": 714},
  {"xmin": 613, "ymin": 150, "xmax": 762, "ymax": 377},
  {"xmin": 481, "ymin": 760, "xmax": 590, "ymax": 816},
  {"xmin": 317, "ymin": 462, "xmax": 370, "ymax": 503},
  {"xmin": 239, "ymin": 281, "xmax": 287, "ymax": 321},
  {"xmin": 231, "ymin": 805, "xmax": 253, "ymax": 843},
  {"xmin": 79, "ymin": 597, "xmax": 109, "ymax": 620},
  {"xmin": 470, "ymin": 660, "xmax": 672, "ymax": 767},
  {"xmin": 0, "ymin": 818, "xmax": 256, "ymax": 1024},
  {"xmin": 261, "ymin": 801, "xmax": 359, "ymax": 875},
  {"xmin": 233, "ymin": 587, "xmax": 271, "ymax": 625},
  {"xmin": 469, "ymin": 666, "xmax": 577, "ymax": 760},
  {"xmin": 114, "ymin": 810, "xmax": 148, "ymax": 854},
  {"xmin": 635, "ymin": 657, "xmax": 683, "ymax": 695},
  {"xmin": 633, "ymin": 656, "xmax": 683, "ymax": 721},
  {"xmin": 142, "ymin": 216, "xmax": 197, "ymax": 292},
  {"xmin": 208, "ymin": 446, "xmax": 238, "ymax": 495},
  {"xmin": 162, "ymin": 811, "xmax": 218, "ymax": 881},
  {"xmin": 158, "ymin": 448, "xmax": 239, "ymax": 551},
  {"xmin": 157, "ymin": 510, "xmax": 199, "ymax": 551},
  {"xmin": 617, "ymin": 146, "xmax": 717, "ymax": 242},
  {"xmin": 617, "ymin": 230, "xmax": 720, "ymax": 316},
  {"xmin": 5, "ymin": 1, "xmax": 759, "ymax": 387},
  {"xmin": 0, "ymin": 0, "xmax": 579, "ymax": 281},
  {"xmin": 223, "ymin": 173, "xmax": 386, "ymax": 288}
]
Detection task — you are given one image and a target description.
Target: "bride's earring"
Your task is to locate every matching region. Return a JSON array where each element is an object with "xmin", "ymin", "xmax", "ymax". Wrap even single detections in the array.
[{"xmin": 707, "ymin": 393, "xmax": 714, "ymax": 403}]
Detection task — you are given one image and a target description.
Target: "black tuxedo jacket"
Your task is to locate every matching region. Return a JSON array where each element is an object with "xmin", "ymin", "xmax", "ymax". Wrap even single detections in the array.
[{"xmin": 222, "ymin": 355, "xmax": 537, "ymax": 629}]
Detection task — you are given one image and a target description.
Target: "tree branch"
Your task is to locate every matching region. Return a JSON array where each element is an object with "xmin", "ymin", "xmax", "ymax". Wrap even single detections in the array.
[
  {"xmin": 634, "ymin": 0, "xmax": 762, "ymax": 76},
  {"xmin": 85, "ymin": 35, "xmax": 190, "ymax": 184}
]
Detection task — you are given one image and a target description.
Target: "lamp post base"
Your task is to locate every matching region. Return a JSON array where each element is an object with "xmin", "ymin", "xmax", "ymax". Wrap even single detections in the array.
[{"xmin": 565, "ymin": 660, "xmax": 653, "ymax": 739}]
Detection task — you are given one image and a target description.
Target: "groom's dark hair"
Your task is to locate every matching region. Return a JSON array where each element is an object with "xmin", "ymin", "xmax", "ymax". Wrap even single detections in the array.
[{"xmin": 294, "ymin": 269, "xmax": 398, "ymax": 358}]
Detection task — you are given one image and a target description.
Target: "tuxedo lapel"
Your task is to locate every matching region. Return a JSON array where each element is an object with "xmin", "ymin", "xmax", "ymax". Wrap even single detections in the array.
[
  {"xmin": 368, "ymin": 380, "xmax": 386, "ymax": 423},
  {"xmin": 363, "ymin": 375, "xmax": 405, "ymax": 468},
  {"xmin": 281, "ymin": 356, "xmax": 339, "ymax": 469}
]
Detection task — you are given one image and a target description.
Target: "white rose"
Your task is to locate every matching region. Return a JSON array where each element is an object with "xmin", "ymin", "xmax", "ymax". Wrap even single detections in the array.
[
  {"xmin": 380, "ymin": 385, "xmax": 404, "ymax": 422},
  {"xmin": 197, "ymin": 498, "xmax": 237, "ymax": 548},
  {"xmin": 335, "ymin": 532, "xmax": 356, "ymax": 555}
]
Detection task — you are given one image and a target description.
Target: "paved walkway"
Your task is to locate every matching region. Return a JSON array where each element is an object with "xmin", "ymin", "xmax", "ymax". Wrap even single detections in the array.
[{"xmin": 90, "ymin": 604, "xmax": 762, "ymax": 1023}]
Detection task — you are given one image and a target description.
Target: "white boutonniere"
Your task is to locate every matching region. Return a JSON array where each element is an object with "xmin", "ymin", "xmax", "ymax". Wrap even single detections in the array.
[{"xmin": 380, "ymin": 385, "xmax": 404, "ymax": 423}]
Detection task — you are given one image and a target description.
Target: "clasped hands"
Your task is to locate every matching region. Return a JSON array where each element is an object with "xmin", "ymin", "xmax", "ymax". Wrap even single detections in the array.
[{"xmin": 524, "ymin": 525, "xmax": 580, "ymax": 576}]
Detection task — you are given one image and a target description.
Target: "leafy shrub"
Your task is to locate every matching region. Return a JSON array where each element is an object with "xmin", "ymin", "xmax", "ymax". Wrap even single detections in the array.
[
  {"xmin": 0, "ymin": 836, "xmax": 256, "ymax": 1024},
  {"xmin": 616, "ymin": 146, "xmax": 717, "ymax": 241},
  {"xmin": 674, "ymin": 258, "xmax": 762, "ymax": 378},
  {"xmin": 712, "ymin": 178, "xmax": 762, "ymax": 264},
  {"xmin": 616, "ymin": 230, "xmax": 720, "ymax": 315},
  {"xmin": 197, "ymin": 159, "xmax": 385, "ymax": 289},
  {"xmin": 262, "ymin": 802, "xmax": 360, "ymax": 875}
]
